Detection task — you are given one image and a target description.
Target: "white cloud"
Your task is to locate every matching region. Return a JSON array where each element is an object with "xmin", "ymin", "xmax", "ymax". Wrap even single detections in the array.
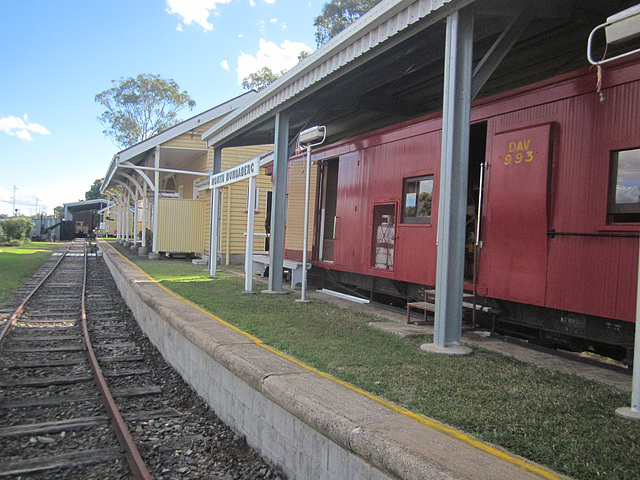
[
  {"xmin": 270, "ymin": 18, "xmax": 277, "ymax": 23},
  {"xmin": 0, "ymin": 114, "xmax": 50, "ymax": 141},
  {"xmin": 237, "ymin": 38, "xmax": 311, "ymax": 84},
  {"xmin": 256, "ymin": 19, "xmax": 266, "ymax": 33},
  {"xmin": 220, "ymin": 60, "xmax": 230, "ymax": 71},
  {"xmin": 264, "ymin": 0, "xmax": 275, "ymax": 4},
  {"xmin": 165, "ymin": 0, "xmax": 231, "ymax": 31},
  {"xmin": 249, "ymin": 0, "xmax": 256, "ymax": 6}
]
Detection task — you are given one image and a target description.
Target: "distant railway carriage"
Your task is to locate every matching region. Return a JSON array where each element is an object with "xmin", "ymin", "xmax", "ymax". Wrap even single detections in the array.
[
  {"xmin": 72, "ymin": 212, "xmax": 94, "ymax": 238},
  {"xmin": 280, "ymin": 60, "xmax": 640, "ymax": 362}
]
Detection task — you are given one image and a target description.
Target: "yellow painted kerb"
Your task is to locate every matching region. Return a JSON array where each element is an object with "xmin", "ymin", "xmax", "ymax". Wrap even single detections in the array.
[{"xmin": 101, "ymin": 240, "xmax": 565, "ymax": 480}]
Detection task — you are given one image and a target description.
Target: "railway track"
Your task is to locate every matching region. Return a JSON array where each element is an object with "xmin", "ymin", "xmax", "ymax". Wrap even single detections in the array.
[{"xmin": 0, "ymin": 240, "xmax": 282, "ymax": 480}]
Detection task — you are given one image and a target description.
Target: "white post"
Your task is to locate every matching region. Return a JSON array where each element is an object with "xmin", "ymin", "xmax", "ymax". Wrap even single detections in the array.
[
  {"xmin": 124, "ymin": 193, "xmax": 130, "ymax": 244},
  {"xmin": 153, "ymin": 147, "xmax": 160, "ymax": 253},
  {"xmin": 209, "ymin": 187, "xmax": 219, "ymax": 278},
  {"xmin": 106, "ymin": 197, "xmax": 111, "ymax": 237},
  {"xmin": 133, "ymin": 195, "xmax": 139, "ymax": 245},
  {"xmin": 244, "ymin": 176, "xmax": 257, "ymax": 292},
  {"xmin": 116, "ymin": 199, "xmax": 122, "ymax": 241},
  {"xmin": 300, "ymin": 145, "xmax": 312, "ymax": 302},
  {"xmin": 141, "ymin": 183, "xmax": 147, "ymax": 248}
]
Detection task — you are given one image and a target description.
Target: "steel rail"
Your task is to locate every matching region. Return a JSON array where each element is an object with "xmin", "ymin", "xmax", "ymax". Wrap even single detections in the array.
[
  {"xmin": 0, "ymin": 241, "xmax": 73, "ymax": 348},
  {"xmin": 80, "ymin": 240, "xmax": 153, "ymax": 480}
]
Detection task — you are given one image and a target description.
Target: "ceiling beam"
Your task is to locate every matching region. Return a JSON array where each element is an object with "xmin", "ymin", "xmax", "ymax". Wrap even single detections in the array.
[{"xmin": 471, "ymin": 1, "xmax": 535, "ymax": 99}]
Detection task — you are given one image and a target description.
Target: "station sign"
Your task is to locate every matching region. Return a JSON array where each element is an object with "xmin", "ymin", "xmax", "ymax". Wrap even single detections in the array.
[{"xmin": 210, "ymin": 158, "xmax": 260, "ymax": 189}]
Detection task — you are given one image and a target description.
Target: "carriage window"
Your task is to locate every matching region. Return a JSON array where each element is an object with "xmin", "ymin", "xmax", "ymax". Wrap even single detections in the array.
[
  {"xmin": 609, "ymin": 148, "xmax": 640, "ymax": 223},
  {"xmin": 402, "ymin": 175, "xmax": 433, "ymax": 224}
]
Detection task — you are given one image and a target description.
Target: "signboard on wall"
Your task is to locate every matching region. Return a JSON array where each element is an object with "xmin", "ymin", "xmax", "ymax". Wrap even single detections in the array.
[{"xmin": 209, "ymin": 158, "xmax": 260, "ymax": 188}]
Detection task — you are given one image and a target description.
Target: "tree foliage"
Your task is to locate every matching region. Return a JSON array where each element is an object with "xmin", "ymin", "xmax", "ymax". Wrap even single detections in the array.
[
  {"xmin": 241, "ymin": 50, "xmax": 312, "ymax": 92},
  {"xmin": 241, "ymin": 67, "xmax": 283, "ymax": 92},
  {"xmin": 95, "ymin": 74, "xmax": 196, "ymax": 149},
  {"xmin": 314, "ymin": 0, "xmax": 382, "ymax": 46},
  {"xmin": 85, "ymin": 179, "xmax": 105, "ymax": 201},
  {"xmin": 0, "ymin": 217, "xmax": 34, "ymax": 244}
]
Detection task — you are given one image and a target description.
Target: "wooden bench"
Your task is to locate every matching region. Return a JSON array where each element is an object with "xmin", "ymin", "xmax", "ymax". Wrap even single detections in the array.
[
  {"xmin": 252, "ymin": 254, "xmax": 310, "ymax": 289},
  {"xmin": 406, "ymin": 290, "xmax": 436, "ymax": 324}
]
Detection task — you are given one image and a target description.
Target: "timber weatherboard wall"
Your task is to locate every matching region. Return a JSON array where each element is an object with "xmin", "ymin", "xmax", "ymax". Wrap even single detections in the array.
[
  {"xmin": 284, "ymin": 156, "xmax": 318, "ymax": 260},
  {"xmin": 217, "ymin": 145, "xmax": 273, "ymax": 264}
]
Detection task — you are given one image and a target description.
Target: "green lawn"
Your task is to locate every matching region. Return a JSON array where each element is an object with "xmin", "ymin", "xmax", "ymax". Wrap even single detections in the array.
[
  {"xmin": 0, "ymin": 242, "xmax": 62, "ymax": 306},
  {"xmin": 128, "ymin": 254, "xmax": 638, "ymax": 480}
]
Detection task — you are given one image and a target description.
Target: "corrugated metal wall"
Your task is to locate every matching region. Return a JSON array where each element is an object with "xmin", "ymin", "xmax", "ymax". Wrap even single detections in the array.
[{"xmin": 157, "ymin": 198, "xmax": 207, "ymax": 254}]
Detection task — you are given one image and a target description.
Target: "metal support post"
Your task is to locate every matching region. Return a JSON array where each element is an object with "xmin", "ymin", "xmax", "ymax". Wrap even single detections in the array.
[
  {"xmin": 268, "ymin": 111, "xmax": 289, "ymax": 292},
  {"xmin": 124, "ymin": 193, "xmax": 130, "ymax": 244},
  {"xmin": 116, "ymin": 198, "xmax": 122, "ymax": 241},
  {"xmin": 132, "ymin": 195, "xmax": 139, "ymax": 245},
  {"xmin": 245, "ymin": 176, "xmax": 257, "ymax": 292},
  {"xmin": 142, "ymin": 183, "xmax": 147, "ymax": 248},
  {"xmin": 432, "ymin": 8, "xmax": 474, "ymax": 350},
  {"xmin": 152, "ymin": 146, "xmax": 160, "ymax": 253},
  {"xmin": 209, "ymin": 186, "xmax": 219, "ymax": 278},
  {"xmin": 300, "ymin": 145, "xmax": 312, "ymax": 301}
]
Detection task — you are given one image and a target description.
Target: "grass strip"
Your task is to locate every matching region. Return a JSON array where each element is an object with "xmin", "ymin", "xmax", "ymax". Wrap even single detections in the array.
[{"xmin": 0, "ymin": 242, "xmax": 62, "ymax": 305}]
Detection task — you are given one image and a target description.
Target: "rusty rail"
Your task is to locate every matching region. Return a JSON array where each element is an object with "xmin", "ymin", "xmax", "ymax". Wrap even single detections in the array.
[{"xmin": 80, "ymin": 240, "xmax": 153, "ymax": 480}]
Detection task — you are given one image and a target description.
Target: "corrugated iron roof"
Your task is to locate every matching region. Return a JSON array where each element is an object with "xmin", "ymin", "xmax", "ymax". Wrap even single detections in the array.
[
  {"xmin": 202, "ymin": 0, "xmax": 640, "ymax": 150},
  {"xmin": 202, "ymin": 0, "xmax": 468, "ymax": 148}
]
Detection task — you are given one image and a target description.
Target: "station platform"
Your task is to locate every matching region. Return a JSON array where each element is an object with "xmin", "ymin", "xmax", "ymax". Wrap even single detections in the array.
[{"xmin": 100, "ymin": 240, "xmax": 631, "ymax": 480}]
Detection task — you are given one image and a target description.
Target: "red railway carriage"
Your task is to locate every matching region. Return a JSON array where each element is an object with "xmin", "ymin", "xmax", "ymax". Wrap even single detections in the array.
[{"xmin": 283, "ymin": 60, "xmax": 640, "ymax": 362}]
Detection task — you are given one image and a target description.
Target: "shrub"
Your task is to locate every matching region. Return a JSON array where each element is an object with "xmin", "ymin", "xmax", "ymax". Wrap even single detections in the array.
[
  {"xmin": 0, "ymin": 218, "xmax": 34, "ymax": 243},
  {"xmin": 137, "ymin": 228, "xmax": 153, "ymax": 246}
]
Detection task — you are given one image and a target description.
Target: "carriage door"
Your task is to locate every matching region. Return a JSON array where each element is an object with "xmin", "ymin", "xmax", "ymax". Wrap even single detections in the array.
[
  {"xmin": 480, "ymin": 124, "xmax": 553, "ymax": 306},
  {"xmin": 317, "ymin": 158, "xmax": 339, "ymax": 263},
  {"xmin": 371, "ymin": 203, "xmax": 397, "ymax": 270}
]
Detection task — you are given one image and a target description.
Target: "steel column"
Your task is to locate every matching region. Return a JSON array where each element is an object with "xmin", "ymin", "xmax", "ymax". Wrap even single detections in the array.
[
  {"xmin": 268, "ymin": 111, "xmax": 289, "ymax": 292},
  {"xmin": 434, "ymin": 8, "xmax": 474, "ymax": 347}
]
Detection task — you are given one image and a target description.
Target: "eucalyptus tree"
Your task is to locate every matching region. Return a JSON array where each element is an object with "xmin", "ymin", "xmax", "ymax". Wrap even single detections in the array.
[{"xmin": 95, "ymin": 74, "xmax": 196, "ymax": 149}]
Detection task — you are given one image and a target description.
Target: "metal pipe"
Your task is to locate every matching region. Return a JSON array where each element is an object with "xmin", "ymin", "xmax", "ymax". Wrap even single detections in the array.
[
  {"xmin": 119, "ymin": 162, "xmax": 206, "ymax": 177},
  {"xmin": 301, "ymin": 145, "xmax": 312, "ymax": 301}
]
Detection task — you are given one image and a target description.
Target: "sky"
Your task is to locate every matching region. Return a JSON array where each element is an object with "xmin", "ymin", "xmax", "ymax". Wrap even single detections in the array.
[{"xmin": 0, "ymin": 0, "xmax": 324, "ymax": 216}]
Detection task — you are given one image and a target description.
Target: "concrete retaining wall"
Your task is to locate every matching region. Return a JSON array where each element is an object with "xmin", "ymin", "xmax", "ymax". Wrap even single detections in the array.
[{"xmin": 98, "ymin": 240, "xmax": 563, "ymax": 480}]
